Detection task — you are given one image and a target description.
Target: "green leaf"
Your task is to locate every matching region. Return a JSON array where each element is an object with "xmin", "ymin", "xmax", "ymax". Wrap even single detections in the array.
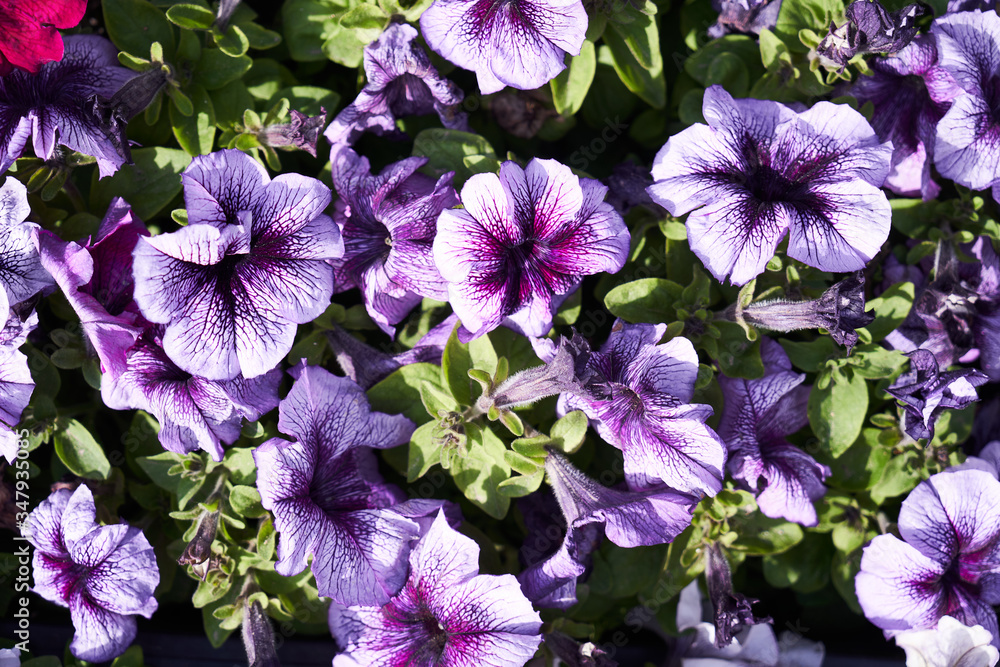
[
  {"xmin": 599, "ymin": 38, "xmax": 666, "ymax": 109},
  {"xmin": 193, "ymin": 49, "xmax": 253, "ymax": 90},
  {"xmin": 229, "ymin": 485, "xmax": 265, "ymax": 518},
  {"xmin": 808, "ymin": 368, "xmax": 869, "ymax": 458},
  {"xmin": 53, "ymin": 419, "xmax": 111, "ymax": 480},
  {"xmin": 604, "ymin": 278, "xmax": 682, "ymax": 323},
  {"xmin": 701, "ymin": 321, "xmax": 764, "ymax": 379},
  {"xmin": 451, "ymin": 424, "xmax": 511, "ymax": 519},
  {"xmin": 281, "ymin": 0, "xmax": 336, "ymax": 61},
  {"xmin": 728, "ymin": 511, "xmax": 804, "ymax": 555},
  {"xmin": 831, "ymin": 549, "xmax": 864, "ymax": 614},
  {"xmin": 90, "ymin": 147, "xmax": 191, "ymax": 219},
  {"xmin": 166, "ymin": 3, "xmax": 215, "ymax": 29},
  {"xmin": 265, "ymin": 86, "xmax": 340, "ymax": 118},
  {"xmin": 551, "ymin": 40, "xmax": 597, "ymax": 117},
  {"xmin": 442, "ymin": 325, "xmax": 497, "ymax": 407},
  {"xmin": 774, "ymin": 0, "xmax": 845, "ymax": 49},
  {"xmin": 210, "ymin": 80, "xmax": 256, "ymax": 128},
  {"xmin": 862, "ymin": 281, "xmax": 914, "ymax": 342},
  {"xmin": 822, "ymin": 428, "xmax": 891, "ymax": 492},
  {"xmin": 213, "ymin": 24, "xmax": 251, "ymax": 58},
  {"xmin": 368, "ymin": 363, "xmax": 446, "ymax": 424},
  {"xmin": 850, "ymin": 345, "xmax": 907, "ymax": 379},
  {"xmin": 104, "ymin": 0, "xmax": 176, "ymax": 58},
  {"xmin": 170, "ymin": 83, "xmax": 216, "ymax": 155},
  {"xmin": 779, "ymin": 336, "xmax": 837, "ymax": 373},
  {"xmin": 684, "ymin": 35, "xmax": 760, "ymax": 93},
  {"xmin": 550, "ymin": 410, "xmax": 588, "ymax": 454},
  {"xmin": 110, "ymin": 646, "xmax": 145, "ymax": 667},
  {"xmin": 239, "ymin": 22, "xmax": 282, "ymax": 50},
  {"xmin": 497, "ymin": 468, "xmax": 545, "ymax": 497},
  {"xmin": 762, "ymin": 533, "xmax": 831, "ymax": 592},
  {"xmin": 339, "ymin": 4, "xmax": 389, "ymax": 42},
  {"xmin": 870, "ymin": 450, "xmax": 922, "ymax": 504},
  {"xmin": 136, "ymin": 451, "xmax": 184, "ymax": 493},
  {"xmin": 420, "ymin": 381, "xmax": 458, "ymax": 417},
  {"xmin": 412, "ymin": 129, "xmax": 496, "ymax": 184},
  {"xmin": 589, "ymin": 544, "xmax": 668, "ymax": 599},
  {"xmin": 407, "ymin": 421, "xmax": 442, "ymax": 481}
]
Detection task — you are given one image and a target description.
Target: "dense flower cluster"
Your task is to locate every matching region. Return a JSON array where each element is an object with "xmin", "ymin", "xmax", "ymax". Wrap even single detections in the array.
[{"xmin": 10, "ymin": 0, "xmax": 1000, "ymax": 663}]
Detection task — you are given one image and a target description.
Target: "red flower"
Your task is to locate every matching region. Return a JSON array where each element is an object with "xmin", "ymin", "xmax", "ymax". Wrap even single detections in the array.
[{"xmin": 0, "ymin": 0, "xmax": 87, "ymax": 76}]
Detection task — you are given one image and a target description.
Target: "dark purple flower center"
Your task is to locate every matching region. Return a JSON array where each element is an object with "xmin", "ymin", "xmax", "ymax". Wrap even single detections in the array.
[
  {"xmin": 737, "ymin": 140, "xmax": 809, "ymax": 204},
  {"xmin": 381, "ymin": 585, "xmax": 450, "ymax": 662},
  {"xmin": 308, "ymin": 452, "xmax": 379, "ymax": 516},
  {"xmin": 384, "ymin": 73, "xmax": 433, "ymax": 117}
]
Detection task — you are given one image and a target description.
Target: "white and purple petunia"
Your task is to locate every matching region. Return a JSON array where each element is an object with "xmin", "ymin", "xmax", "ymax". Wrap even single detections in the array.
[
  {"xmin": 324, "ymin": 22, "xmax": 468, "ymax": 148},
  {"xmin": 931, "ymin": 10, "xmax": 1000, "ymax": 202},
  {"xmin": 518, "ymin": 449, "xmax": 698, "ymax": 609},
  {"xmin": 21, "ymin": 485, "xmax": 159, "ymax": 662},
  {"xmin": 718, "ymin": 338, "xmax": 830, "ymax": 527},
  {"xmin": 894, "ymin": 615, "xmax": 1000, "ymax": 666},
  {"xmin": 330, "ymin": 509, "xmax": 543, "ymax": 666},
  {"xmin": 103, "ymin": 327, "xmax": 281, "ymax": 461},
  {"xmin": 254, "ymin": 364, "xmax": 430, "ymax": 606},
  {"xmin": 647, "ymin": 85, "xmax": 893, "ymax": 286},
  {"xmin": 419, "ymin": 0, "xmax": 587, "ymax": 95},
  {"xmin": 0, "ymin": 34, "xmax": 135, "ymax": 178},
  {"xmin": 37, "ymin": 198, "xmax": 149, "ymax": 388},
  {"xmin": 434, "ymin": 158, "xmax": 629, "ymax": 340},
  {"xmin": 132, "ymin": 149, "xmax": 343, "ymax": 381},
  {"xmin": 563, "ymin": 320, "xmax": 728, "ymax": 497},
  {"xmin": 856, "ymin": 469, "xmax": 1000, "ymax": 644},
  {"xmin": 331, "ymin": 147, "xmax": 457, "ymax": 334},
  {"xmin": 0, "ymin": 340, "xmax": 35, "ymax": 465},
  {"xmin": 850, "ymin": 35, "xmax": 962, "ymax": 200}
]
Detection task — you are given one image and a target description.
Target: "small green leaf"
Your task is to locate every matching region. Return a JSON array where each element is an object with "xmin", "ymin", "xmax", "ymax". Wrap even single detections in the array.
[
  {"xmin": 604, "ymin": 278, "xmax": 682, "ymax": 323},
  {"xmin": 413, "ymin": 129, "xmax": 496, "ymax": 184},
  {"xmin": 229, "ymin": 485, "xmax": 265, "ymax": 518},
  {"xmin": 728, "ymin": 511, "xmax": 804, "ymax": 555},
  {"xmin": 407, "ymin": 421, "xmax": 442, "ymax": 482},
  {"xmin": 862, "ymin": 281, "xmax": 914, "ymax": 342},
  {"xmin": 103, "ymin": 0, "xmax": 176, "ymax": 58},
  {"xmin": 53, "ymin": 419, "xmax": 111, "ymax": 480},
  {"xmin": 170, "ymin": 83, "xmax": 216, "ymax": 155},
  {"xmin": 420, "ymin": 381, "xmax": 459, "ymax": 417},
  {"xmin": 166, "ymin": 3, "xmax": 215, "ymax": 29},
  {"xmin": 599, "ymin": 39, "xmax": 666, "ymax": 109},
  {"xmin": 498, "ymin": 410, "xmax": 524, "ymax": 436},
  {"xmin": 451, "ymin": 424, "xmax": 511, "ymax": 519},
  {"xmin": 498, "ymin": 468, "xmax": 545, "ymax": 497},
  {"xmin": 550, "ymin": 410, "xmax": 588, "ymax": 454},
  {"xmin": 551, "ymin": 40, "xmax": 596, "ymax": 116},
  {"xmin": 213, "ymin": 24, "xmax": 250, "ymax": 58},
  {"xmin": 339, "ymin": 4, "xmax": 389, "ymax": 42},
  {"xmin": 193, "ymin": 49, "xmax": 253, "ymax": 90},
  {"xmin": 808, "ymin": 368, "xmax": 869, "ymax": 458},
  {"xmin": 779, "ymin": 337, "xmax": 837, "ymax": 373},
  {"xmin": 762, "ymin": 533, "xmax": 831, "ymax": 592},
  {"xmin": 368, "ymin": 363, "xmax": 446, "ymax": 424},
  {"xmin": 870, "ymin": 450, "xmax": 922, "ymax": 504}
]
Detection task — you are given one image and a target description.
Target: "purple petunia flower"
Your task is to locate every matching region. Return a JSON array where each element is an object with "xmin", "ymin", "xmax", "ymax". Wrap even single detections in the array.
[
  {"xmin": 434, "ymin": 158, "xmax": 629, "ymax": 340},
  {"xmin": 0, "ymin": 34, "xmax": 135, "ymax": 178},
  {"xmin": 331, "ymin": 148, "xmax": 457, "ymax": 334},
  {"xmin": 324, "ymin": 23, "xmax": 468, "ymax": 148},
  {"xmin": 1, "ymin": 177, "xmax": 53, "ymax": 325},
  {"xmin": 563, "ymin": 320, "xmax": 728, "ymax": 497},
  {"xmin": 330, "ymin": 510, "xmax": 543, "ymax": 666},
  {"xmin": 132, "ymin": 149, "xmax": 343, "ymax": 381},
  {"xmin": 849, "ymin": 35, "xmax": 962, "ymax": 200},
  {"xmin": 719, "ymin": 338, "xmax": 830, "ymax": 526},
  {"xmin": 518, "ymin": 449, "xmax": 697, "ymax": 609},
  {"xmin": 0, "ymin": 343, "xmax": 35, "ymax": 465},
  {"xmin": 816, "ymin": 0, "xmax": 929, "ymax": 71},
  {"xmin": 886, "ymin": 348, "xmax": 987, "ymax": 442},
  {"xmin": 22, "ymin": 485, "xmax": 159, "ymax": 662},
  {"xmin": 419, "ymin": 0, "xmax": 587, "ymax": 95},
  {"xmin": 104, "ymin": 327, "xmax": 281, "ymax": 461},
  {"xmin": 856, "ymin": 469, "xmax": 1000, "ymax": 642},
  {"xmin": 254, "ymin": 364, "xmax": 427, "ymax": 606},
  {"xmin": 647, "ymin": 85, "xmax": 893, "ymax": 286},
  {"xmin": 708, "ymin": 0, "xmax": 783, "ymax": 39},
  {"xmin": 37, "ymin": 198, "xmax": 148, "ymax": 388},
  {"xmin": 931, "ymin": 11, "xmax": 1000, "ymax": 200}
]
